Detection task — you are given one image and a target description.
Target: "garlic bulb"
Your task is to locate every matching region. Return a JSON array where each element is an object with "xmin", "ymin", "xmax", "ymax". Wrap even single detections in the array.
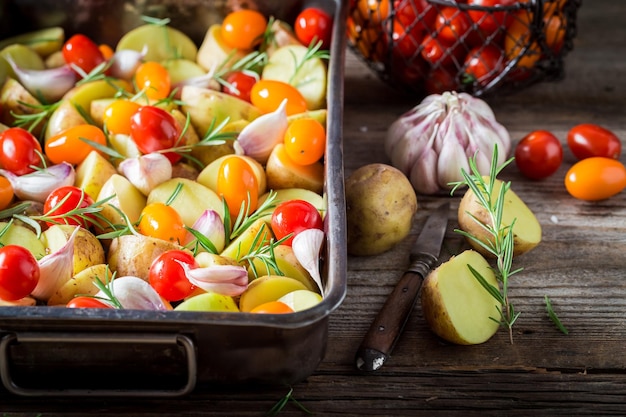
[{"xmin": 385, "ymin": 91, "xmax": 511, "ymax": 195}]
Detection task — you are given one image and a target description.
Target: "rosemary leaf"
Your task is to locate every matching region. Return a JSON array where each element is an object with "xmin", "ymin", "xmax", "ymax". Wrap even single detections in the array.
[{"xmin": 545, "ymin": 295, "xmax": 569, "ymax": 335}]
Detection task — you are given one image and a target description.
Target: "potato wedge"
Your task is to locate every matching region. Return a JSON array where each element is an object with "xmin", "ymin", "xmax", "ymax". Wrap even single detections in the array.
[
  {"xmin": 458, "ymin": 178, "xmax": 542, "ymax": 257},
  {"xmin": 421, "ymin": 250, "xmax": 501, "ymax": 345},
  {"xmin": 47, "ymin": 264, "xmax": 112, "ymax": 306}
]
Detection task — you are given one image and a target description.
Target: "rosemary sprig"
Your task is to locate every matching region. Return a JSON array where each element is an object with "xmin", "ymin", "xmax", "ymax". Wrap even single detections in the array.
[
  {"xmin": 11, "ymin": 100, "xmax": 60, "ymax": 134},
  {"xmin": 212, "ymin": 50, "xmax": 268, "ymax": 91},
  {"xmin": 228, "ymin": 190, "xmax": 278, "ymax": 243},
  {"xmin": 91, "ymin": 270, "xmax": 123, "ymax": 309},
  {"xmin": 288, "ymin": 40, "xmax": 330, "ymax": 85},
  {"xmin": 450, "ymin": 144, "xmax": 521, "ymax": 343}
]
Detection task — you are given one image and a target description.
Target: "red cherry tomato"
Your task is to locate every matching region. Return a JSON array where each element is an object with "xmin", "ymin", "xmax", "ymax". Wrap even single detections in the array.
[
  {"xmin": 62, "ymin": 34, "xmax": 106, "ymax": 74},
  {"xmin": 0, "ymin": 245, "xmax": 40, "ymax": 301},
  {"xmin": 270, "ymin": 199, "xmax": 323, "ymax": 246},
  {"xmin": 149, "ymin": 250, "xmax": 197, "ymax": 302},
  {"xmin": 130, "ymin": 106, "xmax": 182, "ymax": 163},
  {"xmin": 43, "ymin": 185, "xmax": 96, "ymax": 228},
  {"xmin": 419, "ymin": 33, "xmax": 463, "ymax": 67},
  {"xmin": 388, "ymin": 18, "xmax": 423, "ymax": 59},
  {"xmin": 221, "ymin": 9, "xmax": 268, "ymax": 50},
  {"xmin": 394, "ymin": 0, "xmax": 436, "ymax": 34},
  {"xmin": 425, "ymin": 66, "xmax": 458, "ymax": 94},
  {"xmin": 0, "ymin": 127, "xmax": 43, "ymax": 175},
  {"xmin": 294, "ymin": 7, "xmax": 333, "ymax": 49},
  {"xmin": 463, "ymin": 44, "xmax": 505, "ymax": 88},
  {"xmin": 567, "ymin": 123, "xmax": 622, "ymax": 161},
  {"xmin": 565, "ymin": 157, "xmax": 626, "ymax": 201},
  {"xmin": 467, "ymin": 0, "xmax": 516, "ymax": 35},
  {"xmin": 435, "ymin": 7, "xmax": 474, "ymax": 44},
  {"xmin": 514, "ymin": 130, "xmax": 563, "ymax": 180},
  {"xmin": 222, "ymin": 71, "xmax": 258, "ymax": 103},
  {"xmin": 67, "ymin": 296, "xmax": 112, "ymax": 309}
]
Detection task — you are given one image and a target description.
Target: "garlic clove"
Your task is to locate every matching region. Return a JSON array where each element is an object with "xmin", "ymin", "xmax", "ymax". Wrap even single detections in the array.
[
  {"xmin": 109, "ymin": 47, "xmax": 147, "ymax": 80},
  {"xmin": 180, "ymin": 262, "xmax": 249, "ymax": 297},
  {"xmin": 96, "ymin": 276, "xmax": 168, "ymax": 310},
  {"xmin": 409, "ymin": 147, "xmax": 440, "ymax": 195},
  {"xmin": 5, "ymin": 56, "xmax": 77, "ymax": 102},
  {"xmin": 292, "ymin": 228, "xmax": 325, "ymax": 295},
  {"xmin": 32, "ymin": 226, "xmax": 79, "ymax": 301},
  {"xmin": 436, "ymin": 136, "xmax": 470, "ymax": 190},
  {"xmin": 0, "ymin": 162, "xmax": 76, "ymax": 203},
  {"xmin": 389, "ymin": 110, "xmax": 443, "ymax": 175},
  {"xmin": 185, "ymin": 209, "xmax": 226, "ymax": 253},
  {"xmin": 117, "ymin": 153, "xmax": 172, "ymax": 196},
  {"xmin": 236, "ymin": 98, "xmax": 288, "ymax": 164}
]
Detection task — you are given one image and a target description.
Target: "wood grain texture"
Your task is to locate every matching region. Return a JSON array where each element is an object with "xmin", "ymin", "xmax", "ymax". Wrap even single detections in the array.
[{"xmin": 3, "ymin": 0, "xmax": 626, "ymax": 415}]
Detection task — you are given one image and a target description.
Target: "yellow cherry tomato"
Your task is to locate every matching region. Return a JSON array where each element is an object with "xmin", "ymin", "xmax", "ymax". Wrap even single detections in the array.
[
  {"xmin": 250, "ymin": 80, "xmax": 308, "ymax": 116},
  {"xmin": 45, "ymin": 124, "xmax": 107, "ymax": 165},
  {"xmin": 250, "ymin": 301, "xmax": 294, "ymax": 314},
  {"xmin": 221, "ymin": 9, "xmax": 268, "ymax": 50},
  {"xmin": 103, "ymin": 99, "xmax": 141, "ymax": 135},
  {"xmin": 284, "ymin": 118, "xmax": 326, "ymax": 166},
  {"xmin": 139, "ymin": 202, "xmax": 187, "ymax": 244},
  {"xmin": 217, "ymin": 155, "xmax": 259, "ymax": 219},
  {"xmin": 0, "ymin": 176, "xmax": 14, "ymax": 210},
  {"xmin": 134, "ymin": 61, "xmax": 171, "ymax": 100},
  {"xmin": 564, "ymin": 157, "xmax": 626, "ymax": 201}
]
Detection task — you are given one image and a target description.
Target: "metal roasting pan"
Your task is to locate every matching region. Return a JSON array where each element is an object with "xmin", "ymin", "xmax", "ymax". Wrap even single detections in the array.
[{"xmin": 0, "ymin": 0, "xmax": 347, "ymax": 397}]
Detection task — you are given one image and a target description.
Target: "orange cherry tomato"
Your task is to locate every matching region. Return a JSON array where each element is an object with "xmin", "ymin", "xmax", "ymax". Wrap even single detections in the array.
[
  {"xmin": 221, "ymin": 9, "xmax": 268, "ymax": 50},
  {"xmin": 98, "ymin": 44, "xmax": 114, "ymax": 60},
  {"xmin": 356, "ymin": 0, "xmax": 390, "ymax": 26},
  {"xmin": 564, "ymin": 157, "xmax": 626, "ymax": 201},
  {"xmin": 250, "ymin": 301, "xmax": 294, "ymax": 314},
  {"xmin": 134, "ymin": 61, "xmax": 171, "ymax": 100},
  {"xmin": 250, "ymin": 80, "xmax": 308, "ymax": 116},
  {"xmin": 0, "ymin": 176, "xmax": 14, "ymax": 210},
  {"xmin": 103, "ymin": 99, "xmax": 142, "ymax": 135},
  {"xmin": 217, "ymin": 155, "xmax": 259, "ymax": 219},
  {"xmin": 139, "ymin": 202, "xmax": 187, "ymax": 244},
  {"xmin": 284, "ymin": 118, "xmax": 326, "ymax": 166},
  {"xmin": 45, "ymin": 124, "xmax": 107, "ymax": 165},
  {"xmin": 504, "ymin": 11, "xmax": 540, "ymax": 69}
]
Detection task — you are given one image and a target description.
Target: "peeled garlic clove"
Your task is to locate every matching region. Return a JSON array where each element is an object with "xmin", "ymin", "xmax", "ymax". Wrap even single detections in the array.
[
  {"xmin": 236, "ymin": 99, "xmax": 288, "ymax": 164},
  {"xmin": 96, "ymin": 276, "xmax": 167, "ymax": 310},
  {"xmin": 0, "ymin": 162, "xmax": 76, "ymax": 203},
  {"xmin": 32, "ymin": 226, "xmax": 79, "ymax": 301},
  {"xmin": 117, "ymin": 153, "xmax": 172, "ymax": 196}
]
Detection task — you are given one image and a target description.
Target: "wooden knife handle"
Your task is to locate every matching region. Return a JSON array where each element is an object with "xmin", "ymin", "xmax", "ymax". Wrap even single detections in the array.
[{"xmin": 355, "ymin": 255, "xmax": 435, "ymax": 372}]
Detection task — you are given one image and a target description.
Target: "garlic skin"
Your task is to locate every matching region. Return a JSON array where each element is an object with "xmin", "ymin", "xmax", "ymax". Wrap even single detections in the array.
[
  {"xmin": 0, "ymin": 162, "xmax": 76, "ymax": 203},
  {"xmin": 385, "ymin": 91, "xmax": 511, "ymax": 195},
  {"xmin": 5, "ymin": 56, "xmax": 77, "ymax": 102},
  {"xmin": 235, "ymin": 99, "xmax": 288, "ymax": 164},
  {"xmin": 179, "ymin": 262, "xmax": 248, "ymax": 297},
  {"xmin": 117, "ymin": 153, "xmax": 172, "ymax": 196},
  {"xmin": 31, "ymin": 226, "xmax": 79, "ymax": 301},
  {"xmin": 95, "ymin": 276, "xmax": 168, "ymax": 310},
  {"xmin": 109, "ymin": 47, "xmax": 147, "ymax": 80},
  {"xmin": 185, "ymin": 209, "xmax": 226, "ymax": 253}
]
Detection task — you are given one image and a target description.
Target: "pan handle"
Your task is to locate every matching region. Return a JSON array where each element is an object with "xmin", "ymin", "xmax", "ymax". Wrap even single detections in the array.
[{"xmin": 0, "ymin": 332, "xmax": 197, "ymax": 397}]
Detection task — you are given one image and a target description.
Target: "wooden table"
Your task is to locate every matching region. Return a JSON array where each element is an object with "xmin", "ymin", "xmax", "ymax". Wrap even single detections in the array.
[{"xmin": 3, "ymin": 0, "xmax": 626, "ymax": 415}]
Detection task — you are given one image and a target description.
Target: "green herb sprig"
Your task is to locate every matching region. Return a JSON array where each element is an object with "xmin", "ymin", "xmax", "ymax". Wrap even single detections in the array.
[{"xmin": 450, "ymin": 144, "xmax": 521, "ymax": 343}]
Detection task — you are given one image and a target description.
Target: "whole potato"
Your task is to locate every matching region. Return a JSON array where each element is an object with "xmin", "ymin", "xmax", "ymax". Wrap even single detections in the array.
[{"xmin": 345, "ymin": 163, "xmax": 418, "ymax": 256}]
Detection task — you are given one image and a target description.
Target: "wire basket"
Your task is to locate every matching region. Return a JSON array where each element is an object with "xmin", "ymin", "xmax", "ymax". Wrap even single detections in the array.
[{"xmin": 347, "ymin": 0, "xmax": 582, "ymax": 97}]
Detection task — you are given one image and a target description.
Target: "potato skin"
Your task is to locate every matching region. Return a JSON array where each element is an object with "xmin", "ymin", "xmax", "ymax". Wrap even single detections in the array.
[{"xmin": 345, "ymin": 163, "xmax": 418, "ymax": 256}]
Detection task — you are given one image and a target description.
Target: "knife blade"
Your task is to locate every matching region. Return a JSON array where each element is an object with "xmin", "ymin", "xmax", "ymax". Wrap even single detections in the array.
[{"xmin": 355, "ymin": 202, "xmax": 450, "ymax": 372}]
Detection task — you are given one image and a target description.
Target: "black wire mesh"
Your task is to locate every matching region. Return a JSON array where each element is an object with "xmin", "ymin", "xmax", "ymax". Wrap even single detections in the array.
[{"xmin": 347, "ymin": 0, "xmax": 582, "ymax": 97}]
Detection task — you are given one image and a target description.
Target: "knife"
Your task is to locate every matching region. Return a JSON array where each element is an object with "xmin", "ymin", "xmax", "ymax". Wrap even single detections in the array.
[{"xmin": 355, "ymin": 202, "xmax": 450, "ymax": 372}]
